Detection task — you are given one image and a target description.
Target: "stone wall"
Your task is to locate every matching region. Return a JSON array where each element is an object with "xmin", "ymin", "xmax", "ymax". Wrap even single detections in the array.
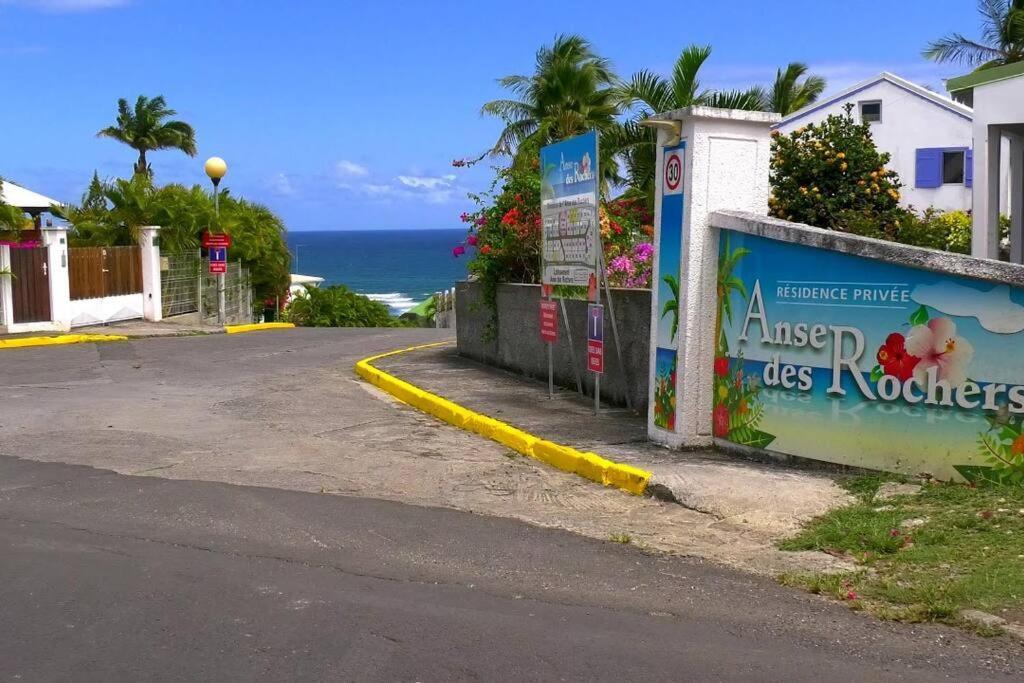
[{"xmin": 455, "ymin": 281, "xmax": 651, "ymax": 411}]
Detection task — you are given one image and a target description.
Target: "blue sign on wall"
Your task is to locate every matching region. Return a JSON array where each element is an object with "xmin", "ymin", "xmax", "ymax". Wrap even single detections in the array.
[{"xmin": 714, "ymin": 229, "xmax": 1024, "ymax": 483}]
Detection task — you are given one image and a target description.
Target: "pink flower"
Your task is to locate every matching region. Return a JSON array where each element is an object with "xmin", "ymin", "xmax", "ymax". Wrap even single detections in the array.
[
  {"xmin": 466, "ymin": 234, "xmax": 478, "ymax": 246},
  {"xmin": 904, "ymin": 317, "xmax": 974, "ymax": 387},
  {"xmin": 460, "ymin": 212, "xmax": 471, "ymax": 223},
  {"xmin": 633, "ymin": 242, "xmax": 654, "ymax": 261},
  {"xmin": 452, "ymin": 245, "xmax": 466, "ymax": 257},
  {"xmin": 475, "ymin": 217, "xmax": 487, "ymax": 227}
]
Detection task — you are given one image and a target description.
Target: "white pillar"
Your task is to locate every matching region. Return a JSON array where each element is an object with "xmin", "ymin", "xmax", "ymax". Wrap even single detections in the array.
[
  {"xmin": 1010, "ymin": 135, "xmax": 1024, "ymax": 264},
  {"xmin": 41, "ymin": 226, "xmax": 71, "ymax": 331},
  {"xmin": 0, "ymin": 245, "xmax": 13, "ymax": 329},
  {"xmin": 647, "ymin": 107, "xmax": 777, "ymax": 447},
  {"xmin": 139, "ymin": 225, "xmax": 163, "ymax": 322},
  {"xmin": 973, "ymin": 124, "xmax": 1003, "ymax": 260}
]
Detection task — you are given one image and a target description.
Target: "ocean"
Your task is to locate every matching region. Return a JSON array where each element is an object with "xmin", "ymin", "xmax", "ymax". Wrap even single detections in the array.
[{"xmin": 286, "ymin": 229, "xmax": 469, "ymax": 314}]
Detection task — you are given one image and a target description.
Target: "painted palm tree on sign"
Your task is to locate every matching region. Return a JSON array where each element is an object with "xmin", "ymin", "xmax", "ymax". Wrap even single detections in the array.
[
  {"xmin": 766, "ymin": 63, "xmax": 826, "ymax": 115},
  {"xmin": 661, "ymin": 274, "xmax": 680, "ymax": 343},
  {"xmin": 97, "ymin": 95, "xmax": 197, "ymax": 178},
  {"xmin": 924, "ymin": 0, "xmax": 1024, "ymax": 69},
  {"xmin": 615, "ymin": 45, "xmax": 766, "ymax": 199}
]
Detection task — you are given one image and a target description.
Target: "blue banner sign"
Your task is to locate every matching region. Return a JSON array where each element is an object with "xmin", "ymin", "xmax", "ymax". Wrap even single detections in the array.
[
  {"xmin": 540, "ymin": 131, "xmax": 599, "ymax": 297},
  {"xmin": 714, "ymin": 230, "xmax": 1024, "ymax": 483}
]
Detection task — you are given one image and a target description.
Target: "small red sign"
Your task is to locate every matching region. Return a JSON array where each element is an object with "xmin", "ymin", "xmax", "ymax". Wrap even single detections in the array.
[
  {"xmin": 202, "ymin": 231, "xmax": 232, "ymax": 249},
  {"xmin": 540, "ymin": 300, "xmax": 558, "ymax": 343},
  {"xmin": 587, "ymin": 340, "xmax": 604, "ymax": 374},
  {"xmin": 209, "ymin": 260, "xmax": 227, "ymax": 274}
]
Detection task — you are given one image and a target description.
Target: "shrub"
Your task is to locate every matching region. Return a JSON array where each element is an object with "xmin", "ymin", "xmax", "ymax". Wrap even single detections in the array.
[
  {"xmin": 284, "ymin": 285, "xmax": 394, "ymax": 327},
  {"xmin": 770, "ymin": 104, "xmax": 906, "ymax": 238}
]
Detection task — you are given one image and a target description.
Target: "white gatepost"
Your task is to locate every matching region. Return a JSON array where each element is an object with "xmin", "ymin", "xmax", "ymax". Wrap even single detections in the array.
[
  {"xmin": 0, "ymin": 245, "xmax": 13, "ymax": 330},
  {"xmin": 139, "ymin": 225, "xmax": 163, "ymax": 322},
  {"xmin": 647, "ymin": 107, "xmax": 778, "ymax": 447},
  {"xmin": 41, "ymin": 226, "xmax": 72, "ymax": 331}
]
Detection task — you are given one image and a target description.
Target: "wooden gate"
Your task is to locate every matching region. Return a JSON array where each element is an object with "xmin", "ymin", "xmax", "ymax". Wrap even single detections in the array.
[
  {"xmin": 69, "ymin": 246, "xmax": 142, "ymax": 300},
  {"xmin": 10, "ymin": 246, "xmax": 51, "ymax": 323}
]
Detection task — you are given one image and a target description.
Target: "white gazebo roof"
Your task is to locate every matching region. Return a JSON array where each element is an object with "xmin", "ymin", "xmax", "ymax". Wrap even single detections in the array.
[{"xmin": 1, "ymin": 180, "xmax": 62, "ymax": 211}]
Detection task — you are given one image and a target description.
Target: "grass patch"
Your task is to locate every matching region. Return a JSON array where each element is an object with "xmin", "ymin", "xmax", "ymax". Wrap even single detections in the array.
[
  {"xmin": 780, "ymin": 475, "xmax": 1024, "ymax": 632},
  {"xmin": 608, "ymin": 532, "xmax": 632, "ymax": 544}
]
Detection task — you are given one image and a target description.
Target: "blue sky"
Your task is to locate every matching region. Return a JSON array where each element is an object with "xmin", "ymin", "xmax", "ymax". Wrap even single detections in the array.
[{"xmin": 0, "ymin": 0, "xmax": 979, "ymax": 230}]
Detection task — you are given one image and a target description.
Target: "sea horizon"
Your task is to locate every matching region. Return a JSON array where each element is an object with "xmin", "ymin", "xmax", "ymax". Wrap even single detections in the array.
[{"xmin": 286, "ymin": 228, "xmax": 469, "ymax": 314}]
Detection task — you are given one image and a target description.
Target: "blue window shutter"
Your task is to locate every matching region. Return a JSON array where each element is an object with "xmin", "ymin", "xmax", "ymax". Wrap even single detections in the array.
[
  {"xmin": 965, "ymin": 148, "xmax": 974, "ymax": 187},
  {"xmin": 915, "ymin": 148, "xmax": 942, "ymax": 188}
]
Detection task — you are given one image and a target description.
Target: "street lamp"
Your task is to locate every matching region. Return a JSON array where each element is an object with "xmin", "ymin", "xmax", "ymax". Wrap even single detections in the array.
[
  {"xmin": 204, "ymin": 156, "xmax": 228, "ymax": 217},
  {"xmin": 204, "ymin": 156, "xmax": 229, "ymax": 324}
]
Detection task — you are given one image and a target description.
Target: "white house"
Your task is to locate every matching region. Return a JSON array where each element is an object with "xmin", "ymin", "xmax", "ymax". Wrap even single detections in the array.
[
  {"xmin": 947, "ymin": 62, "xmax": 1024, "ymax": 264},
  {"xmin": 776, "ymin": 72, "xmax": 1009, "ymax": 213}
]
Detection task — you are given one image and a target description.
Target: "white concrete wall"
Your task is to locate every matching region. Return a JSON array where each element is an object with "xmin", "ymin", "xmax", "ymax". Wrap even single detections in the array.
[
  {"xmin": 68, "ymin": 293, "xmax": 145, "ymax": 328},
  {"xmin": 970, "ymin": 77, "xmax": 1023, "ymax": 261},
  {"xmin": 647, "ymin": 107, "xmax": 777, "ymax": 448},
  {"xmin": 778, "ymin": 80, "xmax": 979, "ymax": 212}
]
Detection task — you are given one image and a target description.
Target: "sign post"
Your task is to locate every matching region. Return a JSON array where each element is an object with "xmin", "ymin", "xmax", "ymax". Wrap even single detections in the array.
[
  {"xmin": 202, "ymin": 232, "xmax": 231, "ymax": 324},
  {"xmin": 540, "ymin": 131, "xmax": 599, "ymax": 399},
  {"xmin": 587, "ymin": 303, "xmax": 604, "ymax": 414},
  {"xmin": 540, "ymin": 297, "xmax": 558, "ymax": 398}
]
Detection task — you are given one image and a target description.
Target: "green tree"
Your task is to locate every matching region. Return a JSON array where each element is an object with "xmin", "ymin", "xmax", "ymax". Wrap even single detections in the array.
[
  {"xmin": 285, "ymin": 285, "xmax": 394, "ymax": 327},
  {"xmin": 616, "ymin": 45, "xmax": 766, "ymax": 199},
  {"xmin": 481, "ymin": 34, "xmax": 621, "ymax": 184},
  {"xmin": 770, "ymin": 104, "xmax": 907, "ymax": 237},
  {"xmin": 97, "ymin": 95, "xmax": 197, "ymax": 177},
  {"xmin": 0, "ymin": 177, "xmax": 28, "ymax": 242},
  {"xmin": 923, "ymin": 0, "xmax": 1024, "ymax": 69},
  {"xmin": 766, "ymin": 62, "xmax": 826, "ymax": 115}
]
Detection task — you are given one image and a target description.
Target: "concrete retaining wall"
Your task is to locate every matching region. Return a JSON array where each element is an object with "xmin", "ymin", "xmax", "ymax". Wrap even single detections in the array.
[{"xmin": 455, "ymin": 281, "xmax": 651, "ymax": 411}]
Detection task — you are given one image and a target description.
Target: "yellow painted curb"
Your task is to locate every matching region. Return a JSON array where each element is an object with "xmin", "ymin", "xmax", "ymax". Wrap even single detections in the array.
[
  {"xmin": 355, "ymin": 343, "xmax": 651, "ymax": 496},
  {"xmin": 224, "ymin": 322, "xmax": 296, "ymax": 334},
  {"xmin": 0, "ymin": 333, "xmax": 129, "ymax": 350}
]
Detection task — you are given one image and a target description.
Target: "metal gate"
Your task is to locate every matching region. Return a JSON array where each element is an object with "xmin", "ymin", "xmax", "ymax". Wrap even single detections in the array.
[{"xmin": 10, "ymin": 246, "xmax": 51, "ymax": 323}]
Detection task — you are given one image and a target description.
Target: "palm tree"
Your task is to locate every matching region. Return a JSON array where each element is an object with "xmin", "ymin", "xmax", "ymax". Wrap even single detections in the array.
[
  {"xmin": 97, "ymin": 95, "xmax": 197, "ymax": 177},
  {"xmin": 766, "ymin": 63, "xmax": 826, "ymax": 115},
  {"xmin": 0, "ymin": 177, "xmax": 28, "ymax": 242},
  {"xmin": 616, "ymin": 45, "xmax": 766, "ymax": 199},
  {"xmin": 481, "ymin": 34, "xmax": 621, "ymax": 180},
  {"xmin": 661, "ymin": 274, "xmax": 680, "ymax": 343},
  {"xmin": 924, "ymin": 0, "xmax": 1024, "ymax": 69}
]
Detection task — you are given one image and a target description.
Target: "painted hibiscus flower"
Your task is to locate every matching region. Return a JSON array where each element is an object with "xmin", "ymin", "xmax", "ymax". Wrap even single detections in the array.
[
  {"xmin": 876, "ymin": 333, "xmax": 920, "ymax": 381},
  {"xmin": 714, "ymin": 356, "xmax": 730, "ymax": 378},
  {"xmin": 713, "ymin": 405, "xmax": 730, "ymax": 437},
  {"xmin": 905, "ymin": 317, "xmax": 974, "ymax": 387}
]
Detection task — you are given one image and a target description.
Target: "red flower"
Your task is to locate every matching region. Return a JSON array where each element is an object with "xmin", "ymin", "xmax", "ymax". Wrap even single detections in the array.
[
  {"xmin": 713, "ymin": 405, "xmax": 730, "ymax": 437},
  {"xmin": 452, "ymin": 245, "xmax": 466, "ymax": 257},
  {"xmin": 480, "ymin": 244, "xmax": 492, "ymax": 255},
  {"xmin": 714, "ymin": 356, "xmax": 729, "ymax": 378},
  {"xmin": 501, "ymin": 207, "xmax": 522, "ymax": 226},
  {"xmin": 466, "ymin": 234, "xmax": 478, "ymax": 246},
  {"xmin": 876, "ymin": 333, "xmax": 920, "ymax": 381}
]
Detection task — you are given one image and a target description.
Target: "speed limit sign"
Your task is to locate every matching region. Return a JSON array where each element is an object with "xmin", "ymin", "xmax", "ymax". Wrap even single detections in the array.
[{"xmin": 664, "ymin": 151, "xmax": 683, "ymax": 193}]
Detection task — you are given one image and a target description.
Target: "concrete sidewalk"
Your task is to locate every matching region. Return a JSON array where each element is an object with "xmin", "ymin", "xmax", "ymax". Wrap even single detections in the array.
[{"xmin": 373, "ymin": 344, "xmax": 853, "ymax": 534}]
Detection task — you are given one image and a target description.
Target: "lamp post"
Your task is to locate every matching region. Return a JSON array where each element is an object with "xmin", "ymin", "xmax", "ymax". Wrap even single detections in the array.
[{"xmin": 204, "ymin": 157, "xmax": 228, "ymax": 324}]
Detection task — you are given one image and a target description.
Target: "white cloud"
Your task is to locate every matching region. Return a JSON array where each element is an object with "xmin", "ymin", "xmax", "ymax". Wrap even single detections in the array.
[
  {"xmin": 267, "ymin": 172, "xmax": 295, "ymax": 197},
  {"xmin": 912, "ymin": 282, "xmax": 1024, "ymax": 335},
  {"xmin": 397, "ymin": 175, "xmax": 453, "ymax": 190},
  {"xmin": 335, "ymin": 160, "xmax": 368, "ymax": 178},
  {"xmin": 0, "ymin": 0, "xmax": 130, "ymax": 11}
]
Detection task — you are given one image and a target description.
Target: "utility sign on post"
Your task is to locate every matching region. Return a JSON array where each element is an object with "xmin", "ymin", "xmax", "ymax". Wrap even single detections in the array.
[
  {"xmin": 209, "ymin": 246, "xmax": 227, "ymax": 274},
  {"xmin": 587, "ymin": 303, "xmax": 604, "ymax": 374},
  {"xmin": 540, "ymin": 300, "xmax": 558, "ymax": 343}
]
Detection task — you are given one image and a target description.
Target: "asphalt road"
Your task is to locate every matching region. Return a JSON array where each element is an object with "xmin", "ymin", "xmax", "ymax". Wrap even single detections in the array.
[{"xmin": 1, "ymin": 329, "xmax": 1021, "ymax": 680}]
